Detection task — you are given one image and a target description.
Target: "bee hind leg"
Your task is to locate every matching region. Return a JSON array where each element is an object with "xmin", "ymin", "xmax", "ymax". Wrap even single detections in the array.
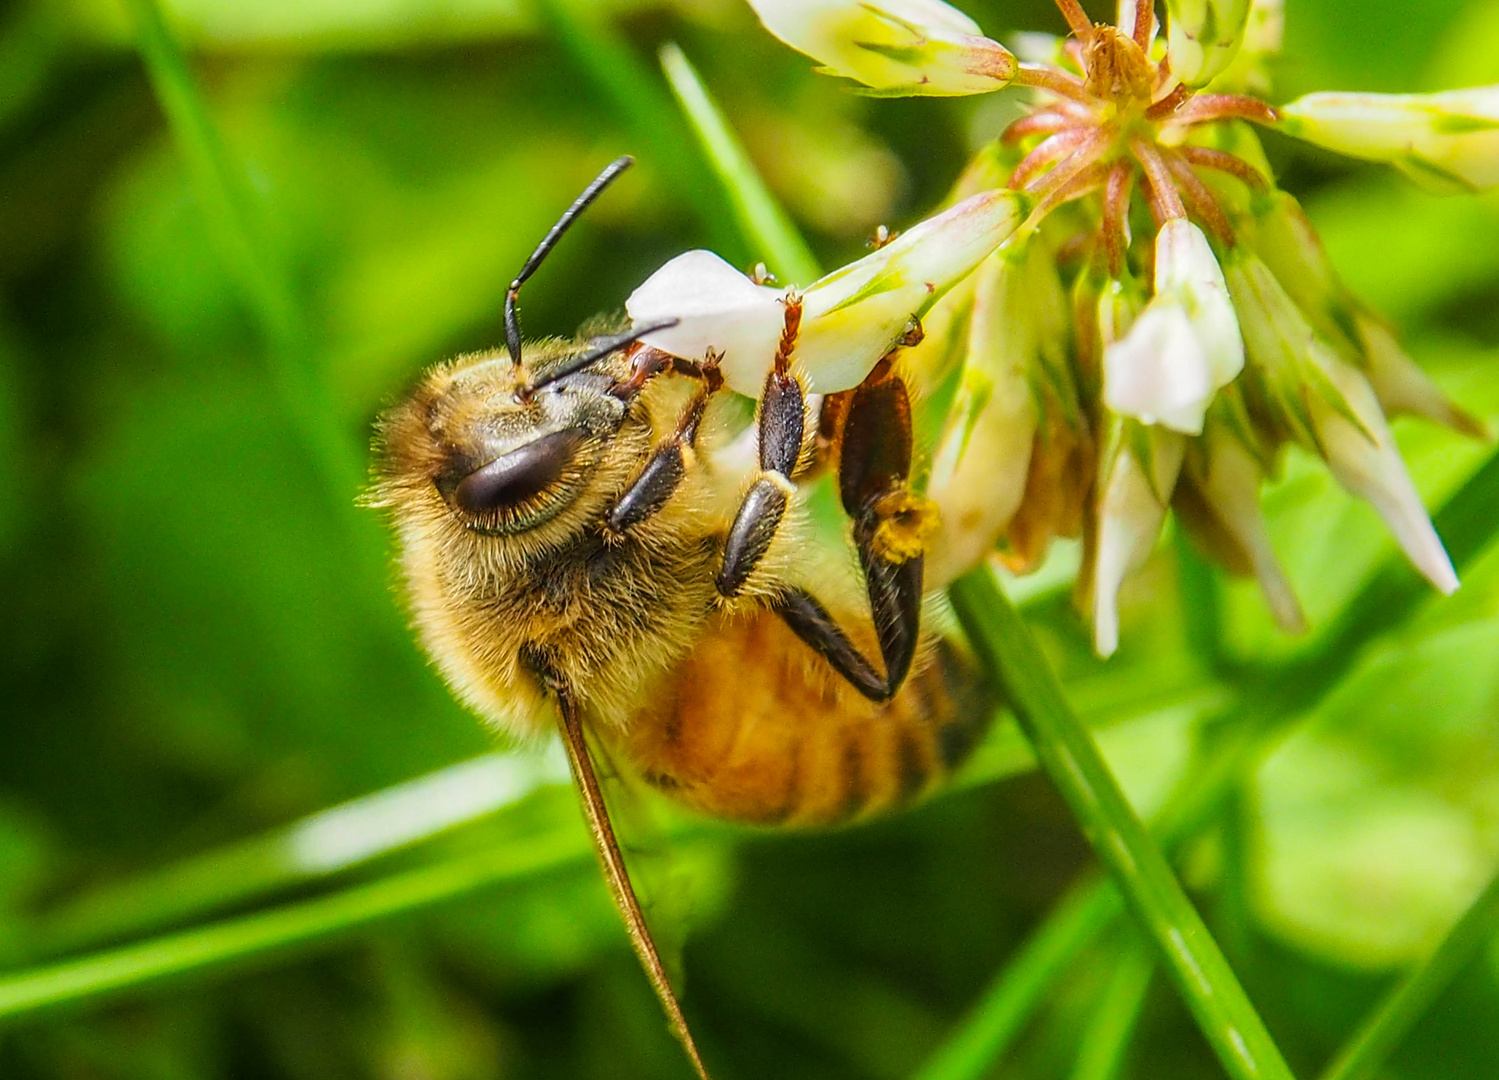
[{"xmin": 776, "ymin": 356, "xmax": 936, "ymax": 702}]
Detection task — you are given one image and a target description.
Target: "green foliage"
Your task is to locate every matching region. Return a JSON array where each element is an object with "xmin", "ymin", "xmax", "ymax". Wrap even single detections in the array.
[{"xmin": 2, "ymin": 1, "xmax": 1498, "ymax": 1079}]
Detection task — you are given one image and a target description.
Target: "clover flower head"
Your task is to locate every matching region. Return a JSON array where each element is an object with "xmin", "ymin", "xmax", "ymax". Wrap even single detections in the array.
[{"xmin": 649, "ymin": 0, "xmax": 1493, "ymax": 653}]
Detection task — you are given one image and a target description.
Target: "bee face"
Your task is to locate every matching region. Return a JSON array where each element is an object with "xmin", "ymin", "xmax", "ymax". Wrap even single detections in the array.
[{"xmin": 375, "ymin": 346, "xmax": 636, "ymax": 540}]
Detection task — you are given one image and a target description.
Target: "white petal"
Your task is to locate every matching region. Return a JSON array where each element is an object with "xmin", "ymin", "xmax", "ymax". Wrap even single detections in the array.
[
  {"xmin": 1104, "ymin": 304, "xmax": 1215, "ymax": 433},
  {"xmin": 1093, "ymin": 430, "xmax": 1186, "ymax": 656},
  {"xmin": 1105, "ymin": 222, "xmax": 1243, "ymax": 433},
  {"xmin": 1355, "ymin": 313, "xmax": 1487, "ymax": 438},
  {"xmin": 796, "ymin": 189, "xmax": 1024, "ymax": 392},
  {"xmin": 1310, "ymin": 354, "xmax": 1459, "ymax": 595},
  {"xmin": 1194, "ymin": 429, "xmax": 1307, "ymax": 633},
  {"xmin": 924, "ymin": 253, "xmax": 1038, "ymax": 587},
  {"xmin": 626, "ymin": 250, "xmax": 787, "ymax": 395}
]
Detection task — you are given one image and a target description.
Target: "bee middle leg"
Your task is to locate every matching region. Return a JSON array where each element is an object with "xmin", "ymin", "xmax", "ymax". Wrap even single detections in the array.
[
  {"xmin": 715, "ymin": 299, "xmax": 806, "ymax": 598},
  {"xmin": 775, "ymin": 357, "xmax": 934, "ymax": 703}
]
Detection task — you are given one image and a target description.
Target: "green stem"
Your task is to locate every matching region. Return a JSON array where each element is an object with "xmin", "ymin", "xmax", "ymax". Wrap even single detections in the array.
[
  {"xmin": 1317, "ymin": 869, "xmax": 1499, "ymax": 1080},
  {"xmin": 951, "ymin": 568, "xmax": 1297, "ymax": 1080},
  {"xmin": 533, "ymin": 0, "xmax": 746, "ymax": 264},
  {"xmin": 1068, "ymin": 932, "xmax": 1155, "ymax": 1080},
  {"xmin": 0, "ymin": 834, "xmax": 592, "ymax": 1025},
  {"xmin": 658, "ymin": 43, "xmax": 821, "ymax": 286},
  {"xmin": 127, "ymin": 0, "xmax": 363, "ymax": 504}
]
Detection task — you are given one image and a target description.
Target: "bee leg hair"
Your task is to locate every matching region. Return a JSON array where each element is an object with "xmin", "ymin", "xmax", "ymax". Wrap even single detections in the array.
[
  {"xmin": 606, "ymin": 365, "xmax": 722, "ymax": 533},
  {"xmin": 775, "ymin": 358, "xmax": 927, "ymax": 701},
  {"xmin": 522, "ymin": 646, "xmax": 715, "ymax": 1080}
]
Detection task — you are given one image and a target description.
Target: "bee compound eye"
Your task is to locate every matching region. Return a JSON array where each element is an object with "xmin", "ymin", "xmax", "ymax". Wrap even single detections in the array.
[{"xmin": 450, "ymin": 428, "xmax": 585, "ymax": 518}]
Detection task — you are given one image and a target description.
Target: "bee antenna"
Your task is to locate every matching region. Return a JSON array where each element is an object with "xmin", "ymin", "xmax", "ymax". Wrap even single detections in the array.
[
  {"xmin": 522, "ymin": 318, "xmax": 679, "ymax": 397},
  {"xmin": 507, "ymin": 155, "xmax": 636, "ymax": 371}
]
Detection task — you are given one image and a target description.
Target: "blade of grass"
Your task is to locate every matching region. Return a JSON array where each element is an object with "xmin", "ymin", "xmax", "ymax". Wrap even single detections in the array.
[
  {"xmin": 658, "ymin": 43, "xmax": 820, "ymax": 286},
  {"xmin": 951, "ymin": 567, "xmax": 1298, "ymax": 1080},
  {"xmin": 0, "ymin": 831, "xmax": 594, "ymax": 1025},
  {"xmin": 1068, "ymin": 933, "xmax": 1154, "ymax": 1080},
  {"xmin": 533, "ymin": 0, "xmax": 746, "ymax": 264},
  {"xmin": 1317, "ymin": 868, "xmax": 1499, "ymax": 1080},
  {"xmin": 127, "ymin": 0, "xmax": 362, "ymax": 503},
  {"xmin": 912, "ymin": 877, "xmax": 1124, "ymax": 1080},
  {"xmin": 24, "ymin": 751, "xmax": 568, "ymax": 960}
]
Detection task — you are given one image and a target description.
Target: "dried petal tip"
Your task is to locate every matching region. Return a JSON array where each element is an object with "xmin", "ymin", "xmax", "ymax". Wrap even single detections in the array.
[
  {"xmin": 1277, "ymin": 87, "xmax": 1499, "ymax": 194},
  {"xmin": 1166, "ymin": 0, "xmax": 1253, "ymax": 88},
  {"xmin": 747, "ymin": 0, "xmax": 1015, "ymax": 97},
  {"xmin": 1104, "ymin": 221, "xmax": 1244, "ymax": 435}
]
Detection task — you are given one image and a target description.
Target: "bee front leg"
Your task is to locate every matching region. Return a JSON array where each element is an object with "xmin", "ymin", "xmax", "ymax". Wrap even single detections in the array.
[
  {"xmin": 605, "ymin": 361, "xmax": 723, "ymax": 534},
  {"xmin": 716, "ymin": 300, "xmax": 806, "ymax": 598},
  {"xmin": 774, "ymin": 357, "xmax": 935, "ymax": 702}
]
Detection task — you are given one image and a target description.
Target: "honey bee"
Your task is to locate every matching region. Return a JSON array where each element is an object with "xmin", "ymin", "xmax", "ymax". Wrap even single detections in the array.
[{"xmin": 370, "ymin": 158, "xmax": 994, "ymax": 1079}]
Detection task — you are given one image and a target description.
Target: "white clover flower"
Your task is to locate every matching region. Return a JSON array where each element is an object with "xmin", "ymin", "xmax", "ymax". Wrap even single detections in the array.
[
  {"xmin": 1103, "ymin": 220, "xmax": 1244, "ymax": 435},
  {"xmin": 1165, "ymin": 0, "xmax": 1253, "ymax": 88},
  {"xmin": 1312, "ymin": 355, "xmax": 1460, "ymax": 596},
  {"xmin": 1093, "ymin": 426, "xmax": 1186, "ymax": 657},
  {"xmin": 925, "ymin": 248, "xmax": 1044, "ymax": 587},
  {"xmin": 1226, "ymin": 253, "xmax": 1459, "ymax": 596},
  {"xmin": 1277, "ymin": 86, "xmax": 1499, "ymax": 194},
  {"xmin": 746, "ymin": 0, "xmax": 1015, "ymax": 96},
  {"xmin": 627, "ymin": 189, "xmax": 1024, "ymax": 395},
  {"xmin": 1180, "ymin": 426, "xmax": 1307, "ymax": 633},
  {"xmin": 1354, "ymin": 312, "xmax": 1487, "ymax": 439}
]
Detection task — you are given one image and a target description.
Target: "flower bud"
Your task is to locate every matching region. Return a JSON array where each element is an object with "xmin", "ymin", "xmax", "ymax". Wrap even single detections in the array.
[
  {"xmin": 1166, "ymin": 0, "xmax": 1253, "ymax": 88},
  {"xmin": 747, "ymin": 0, "xmax": 1015, "ymax": 97},
  {"xmin": 1277, "ymin": 86, "xmax": 1499, "ymax": 194},
  {"xmin": 628, "ymin": 190, "xmax": 1025, "ymax": 395},
  {"xmin": 1104, "ymin": 220, "xmax": 1244, "ymax": 435},
  {"xmin": 1093, "ymin": 423, "xmax": 1186, "ymax": 657}
]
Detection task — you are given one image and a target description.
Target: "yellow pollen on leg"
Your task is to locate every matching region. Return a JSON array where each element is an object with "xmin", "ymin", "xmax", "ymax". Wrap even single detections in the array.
[{"xmin": 870, "ymin": 491, "xmax": 941, "ymax": 564}]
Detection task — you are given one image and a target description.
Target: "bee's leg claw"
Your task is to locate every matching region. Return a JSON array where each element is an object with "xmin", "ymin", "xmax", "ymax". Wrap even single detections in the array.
[
  {"xmin": 774, "ymin": 587, "xmax": 891, "ymax": 701},
  {"xmin": 716, "ymin": 356, "xmax": 805, "ymax": 598}
]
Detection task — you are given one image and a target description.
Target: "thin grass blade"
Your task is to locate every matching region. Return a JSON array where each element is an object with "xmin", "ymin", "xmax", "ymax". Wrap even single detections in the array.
[
  {"xmin": 1317, "ymin": 868, "xmax": 1499, "ymax": 1080},
  {"xmin": 659, "ymin": 43, "xmax": 821, "ymax": 286},
  {"xmin": 1068, "ymin": 932, "xmax": 1155, "ymax": 1080},
  {"xmin": 127, "ymin": 0, "xmax": 362, "ymax": 501}
]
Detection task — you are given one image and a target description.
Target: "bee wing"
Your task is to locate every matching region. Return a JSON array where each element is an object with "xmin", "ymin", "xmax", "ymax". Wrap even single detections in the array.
[{"xmin": 554, "ymin": 691, "xmax": 714, "ymax": 1080}]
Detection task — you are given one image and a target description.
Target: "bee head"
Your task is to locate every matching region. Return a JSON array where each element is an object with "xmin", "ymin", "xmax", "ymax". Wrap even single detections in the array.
[{"xmin": 373, "ymin": 344, "xmax": 639, "ymax": 538}]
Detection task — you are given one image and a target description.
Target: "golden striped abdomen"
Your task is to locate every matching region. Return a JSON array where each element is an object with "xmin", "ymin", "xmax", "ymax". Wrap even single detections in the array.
[{"xmin": 616, "ymin": 608, "xmax": 995, "ymax": 827}]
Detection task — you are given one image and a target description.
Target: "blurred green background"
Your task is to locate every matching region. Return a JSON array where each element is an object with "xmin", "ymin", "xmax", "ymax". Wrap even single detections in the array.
[{"xmin": 2, "ymin": 0, "xmax": 1498, "ymax": 1077}]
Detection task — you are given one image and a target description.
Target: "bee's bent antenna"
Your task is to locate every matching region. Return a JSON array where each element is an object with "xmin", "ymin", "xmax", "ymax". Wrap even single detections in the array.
[
  {"xmin": 521, "ymin": 318, "xmax": 679, "ymax": 398},
  {"xmin": 506, "ymin": 155, "xmax": 635, "ymax": 371}
]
